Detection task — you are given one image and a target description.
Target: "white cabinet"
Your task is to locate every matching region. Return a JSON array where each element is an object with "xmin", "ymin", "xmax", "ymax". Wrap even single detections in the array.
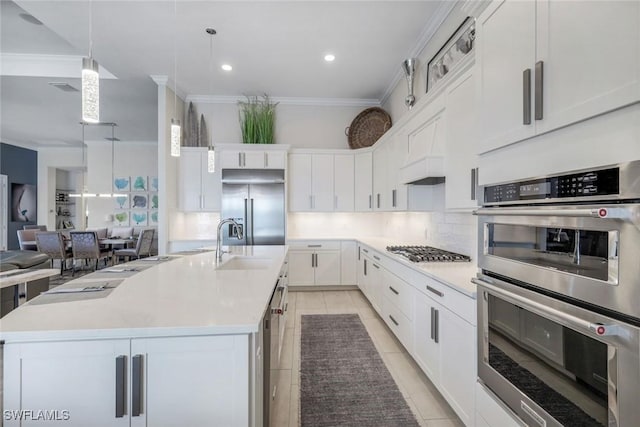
[
  {"xmin": 340, "ymin": 240, "xmax": 357, "ymax": 285},
  {"xmin": 477, "ymin": 0, "xmax": 640, "ymax": 154},
  {"xmin": 179, "ymin": 147, "xmax": 221, "ymax": 212},
  {"xmin": 333, "ymin": 154, "xmax": 354, "ymax": 211},
  {"xmin": 372, "ymin": 142, "xmax": 389, "ymax": 210},
  {"xmin": 354, "ymin": 151, "xmax": 373, "ymax": 211},
  {"xmin": 220, "ymin": 149, "xmax": 286, "ymax": 169},
  {"xmin": 359, "ymin": 247, "xmax": 383, "ymax": 312},
  {"xmin": 3, "ymin": 335, "xmax": 250, "ymax": 427},
  {"xmin": 445, "ymin": 69, "xmax": 479, "ymax": 210},
  {"xmin": 288, "ymin": 153, "xmax": 335, "ymax": 212},
  {"xmin": 413, "ymin": 286, "xmax": 476, "ymax": 427},
  {"xmin": 287, "ymin": 241, "xmax": 341, "ymax": 286},
  {"xmin": 373, "ymin": 139, "xmax": 407, "ymax": 211}
]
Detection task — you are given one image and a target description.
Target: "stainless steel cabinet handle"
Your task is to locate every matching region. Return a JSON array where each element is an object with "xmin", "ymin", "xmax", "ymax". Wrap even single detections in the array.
[
  {"xmin": 364, "ymin": 259, "xmax": 367, "ymax": 276},
  {"xmin": 426, "ymin": 285, "xmax": 443, "ymax": 297},
  {"xmin": 358, "ymin": 246, "xmax": 361, "ymax": 261},
  {"xmin": 535, "ymin": 61, "xmax": 544, "ymax": 121},
  {"xmin": 369, "ymin": 195, "xmax": 372, "ymax": 209},
  {"xmin": 307, "ymin": 244, "xmax": 322, "ymax": 248},
  {"xmin": 314, "ymin": 253, "xmax": 318, "ymax": 268},
  {"xmin": 471, "ymin": 168, "xmax": 477, "ymax": 201},
  {"xmin": 377, "ymin": 193, "xmax": 380, "ymax": 208},
  {"xmin": 362, "ymin": 248, "xmax": 369, "ymax": 254},
  {"xmin": 433, "ymin": 308, "xmax": 439, "ymax": 343},
  {"xmin": 132, "ymin": 354, "xmax": 144, "ymax": 417},
  {"xmin": 238, "ymin": 152, "xmax": 242, "ymax": 167},
  {"xmin": 373, "ymin": 263, "xmax": 380, "ymax": 269},
  {"xmin": 392, "ymin": 189, "xmax": 397, "ymax": 208},
  {"xmin": 389, "ymin": 286, "xmax": 399, "ymax": 295},
  {"xmin": 250, "ymin": 199, "xmax": 255, "ymax": 245},
  {"xmin": 115, "ymin": 355, "xmax": 126, "ymax": 418},
  {"xmin": 523, "ymin": 68, "xmax": 532, "ymax": 125},
  {"xmin": 389, "ymin": 315, "xmax": 399, "ymax": 326},
  {"xmin": 430, "ymin": 307, "xmax": 435, "ymax": 340},
  {"xmin": 311, "ymin": 253, "xmax": 315, "ymax": 267},
  {"xmin": 264, "ymin": 152, "xmax": 268, "ymax": 168},
  {"xmin": 373, "ymin": 255, "xmax": 380, "ymax": 261}
]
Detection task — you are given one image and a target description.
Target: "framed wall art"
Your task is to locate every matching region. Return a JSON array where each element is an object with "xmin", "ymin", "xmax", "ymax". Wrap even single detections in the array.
[{"xmin": 426, "ymin": 17, "xmax": 475, "ymax": 92}]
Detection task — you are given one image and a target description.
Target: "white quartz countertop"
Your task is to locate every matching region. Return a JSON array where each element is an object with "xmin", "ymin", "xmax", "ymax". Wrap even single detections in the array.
[
  {"xmin": 289, "ymin": 236, "xmax": 478, "ymax": 298},
  {"xmin": 0, "ymin": 246, "xmax": 288, "ymax": 342}
]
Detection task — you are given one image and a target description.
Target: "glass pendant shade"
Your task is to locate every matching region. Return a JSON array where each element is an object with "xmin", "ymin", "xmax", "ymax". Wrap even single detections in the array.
[
  {"xmin": 207, "ymin": 146, "xmax": 215, "ymax": 173},
  {"xmin": 170, "ymin": 118, "xmax": 181, "ymax": 157},
  {"xmin": 82, "ymin": 57, "xmax": 100, "ymax": 123}
]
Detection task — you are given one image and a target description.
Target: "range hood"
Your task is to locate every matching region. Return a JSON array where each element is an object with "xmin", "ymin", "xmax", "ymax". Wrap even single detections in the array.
[{"xmin": 399, "ymin": 156, "xmax": 445, "ymax": 185}]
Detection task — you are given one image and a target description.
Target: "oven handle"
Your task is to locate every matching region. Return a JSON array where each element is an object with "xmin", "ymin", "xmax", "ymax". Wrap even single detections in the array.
[
  {"xmin": 472, "ymin": 277, "xmax": 622, "ymax": 337},
  {"xmin": 473, "ymin": 207, "xmax": 630, "ymax": 219}
]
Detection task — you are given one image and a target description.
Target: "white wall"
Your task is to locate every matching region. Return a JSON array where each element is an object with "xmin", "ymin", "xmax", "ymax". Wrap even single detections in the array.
[
  {"xmin": 191, "ymin": 101, "xmax": 367, "ymax": 149},
  {"xmin": 85, "ymin": 140, "xmax": 158, "ymax": 229}
]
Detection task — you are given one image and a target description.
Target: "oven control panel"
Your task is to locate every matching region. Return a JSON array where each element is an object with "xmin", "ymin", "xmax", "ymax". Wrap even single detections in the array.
[{"xmin": 484, "ymin": 167, "xmax": 619, "ymax": 204}]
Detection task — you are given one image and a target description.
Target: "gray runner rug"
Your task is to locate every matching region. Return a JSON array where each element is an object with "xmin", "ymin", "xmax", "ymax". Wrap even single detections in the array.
[{"xmin": 300, "ymin": 314, "xmax": 420, "ymax": 427}]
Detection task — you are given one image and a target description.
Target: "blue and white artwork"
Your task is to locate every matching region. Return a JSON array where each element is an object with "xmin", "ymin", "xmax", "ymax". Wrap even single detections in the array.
[
  {"xmin": 149, "ymin": 210, "xmax": 158, "ymax": 225},
  {"xmin": 113, "ymin": 211, "xmax": 129, "ymax": 226},
  {"xmin": 149, "ymin": 176, "xmax": 159, "ymax": 192},
  {"xmin": 114, "ymin": 177, "xmax": 130, "ymax": 192},
  {"xmin": 131, "ymin": 211, "xmax": 148, "ymax": 226},
  {"xmin": 131, "ymin": 194, "xmax": 148, "ymax": 209},
  {"xmin": 114, "ymin": 195, "xmax": 129, "ymax": 209},
  {"xmin": 150, "ymin": 193, "xmax": 158, "ymax": 209},
  {"xmin": 132, "ymin": 176, "xmax": 148, "ymax": 192}
]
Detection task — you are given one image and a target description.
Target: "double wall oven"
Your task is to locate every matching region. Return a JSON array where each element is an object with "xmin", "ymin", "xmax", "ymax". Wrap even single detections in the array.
[{"xmin": 473, "ymin": 162, "xmax": 640, "ymax": 427}]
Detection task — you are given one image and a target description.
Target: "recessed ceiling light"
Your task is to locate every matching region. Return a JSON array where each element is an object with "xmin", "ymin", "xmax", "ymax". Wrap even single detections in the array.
[
  {"xmin": 324, "ymin": 54, "xmax": 335, "ymax": 62},
  {"xmin": 221, "ymin": 64, "xmax": 233, "ymax": 71}
]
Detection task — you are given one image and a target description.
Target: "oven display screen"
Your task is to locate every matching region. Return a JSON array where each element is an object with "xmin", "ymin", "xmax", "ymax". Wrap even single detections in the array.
[{"xmin": 520, "ymin": 181, "xmax": 551, "ymax": 197}]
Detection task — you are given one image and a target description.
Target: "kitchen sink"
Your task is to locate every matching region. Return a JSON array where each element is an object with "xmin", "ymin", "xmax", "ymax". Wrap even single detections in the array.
[{"xmin": 216, "ymin": 256, "xmax": 271, "ymax": 270}]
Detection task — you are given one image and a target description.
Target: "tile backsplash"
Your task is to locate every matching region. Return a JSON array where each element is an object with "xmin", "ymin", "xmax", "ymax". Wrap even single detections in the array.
[{"xmin": 287, "ymin": 211, "xmax": 477, "ymax": 258}]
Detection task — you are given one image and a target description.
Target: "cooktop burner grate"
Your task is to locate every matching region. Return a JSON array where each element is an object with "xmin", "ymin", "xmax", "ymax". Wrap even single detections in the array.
[{"xmin": 386, "ymin": 245, "xmax": 471, "ymax": 263}]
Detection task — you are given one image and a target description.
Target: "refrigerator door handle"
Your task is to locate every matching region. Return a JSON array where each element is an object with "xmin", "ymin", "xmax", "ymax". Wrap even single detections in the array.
[
  {"xmin": 244, "ymin": 198, "xmax": 249, "ymax": 244},
  {"xmin": 250, "ymin": 198, "xmax": 255, "ymax": 245}
]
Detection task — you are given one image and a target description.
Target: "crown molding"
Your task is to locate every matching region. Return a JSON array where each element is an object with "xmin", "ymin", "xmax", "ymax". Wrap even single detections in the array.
[
  {"xmin": 379, "ymin": 0, "xmax": 458, "ymax": 106},
  {"xmin": 186, "ymin": 95, "xmax": 379, "ymax": 107},
  {"xmin": 0, "ymin": 53, "xmax": 117, "ymax": 79},
  {"xmin": 150, "ymin": 75, "xmax": 187, "ymax": 101}
]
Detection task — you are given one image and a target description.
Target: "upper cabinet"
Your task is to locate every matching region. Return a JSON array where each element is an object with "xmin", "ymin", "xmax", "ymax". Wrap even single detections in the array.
[
  {"xmin": 220, "ymin": 148, "xmax": 286, "ymax": 169},
  {"xmin": 179, "ymin": 147, "xmax": 221, "ymax": 212},
  {"xmin": 477, "ymin": 0, "xmax": 640, "ymax": 154},
  {"xmin": 333, "ymin": 154, "xmax": 355, "ymax": 211},
  {"xmin": 289, "ymin": 153, "xmax": 336, "ymax": 212},
  {"xmin": 444, "ymin": 69, "xmax": 479, "ymax": 210},
  {"xmin": 373, "ymin": 138, "xmax": 407, "ymax": 211},
  {"xmin": 354, "ymin": 152, "xmax": 373, "ymax": 212}
]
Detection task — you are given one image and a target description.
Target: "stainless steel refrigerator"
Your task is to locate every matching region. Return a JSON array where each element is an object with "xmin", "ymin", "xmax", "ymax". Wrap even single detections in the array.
[{"xmin": 221, "ymin": 169, "xmax": 285, "ymax": 245}]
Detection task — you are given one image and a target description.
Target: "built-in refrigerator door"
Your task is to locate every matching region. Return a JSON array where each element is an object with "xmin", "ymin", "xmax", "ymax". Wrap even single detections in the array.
[
  {"xmin": 248, "ymin": 183, "xmax": 285, "ymax": 245},
  {"xmin": 221, "ymin": 184, "xmax": 248, "ymax": 246}
]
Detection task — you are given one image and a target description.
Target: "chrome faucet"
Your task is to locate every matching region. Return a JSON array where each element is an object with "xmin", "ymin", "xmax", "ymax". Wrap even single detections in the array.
[{"xmin": 216, "ymin": 218, "xmax": 244, "ymax": 262}]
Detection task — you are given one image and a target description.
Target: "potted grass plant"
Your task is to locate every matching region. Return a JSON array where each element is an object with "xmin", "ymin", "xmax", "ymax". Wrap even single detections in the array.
[{"xmin": 238, "ymin": 94, "xmax": 278, "ymax": 144}]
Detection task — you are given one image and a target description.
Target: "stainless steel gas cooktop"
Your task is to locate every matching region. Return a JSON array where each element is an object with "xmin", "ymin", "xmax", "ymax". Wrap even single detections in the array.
[{"xmin": 386, "ymin": 246, "xmax": 471, "ymax": 263}]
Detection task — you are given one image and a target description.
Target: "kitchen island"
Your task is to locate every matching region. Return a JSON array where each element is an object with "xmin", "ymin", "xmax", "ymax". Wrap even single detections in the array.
[{"xmin": 1, "ymin": 245, "xmax": 288, "ymax": 427}]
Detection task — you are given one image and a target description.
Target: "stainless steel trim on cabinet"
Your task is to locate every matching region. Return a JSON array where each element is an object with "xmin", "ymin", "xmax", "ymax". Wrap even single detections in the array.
[
  {"xmin": 389, "ymin": 286, "xmax": 399, "ymax": 295},
  {"xmin": 115, "ymin": 355, "xmax": 126, "ymax": 418},
  {"xmin": 523, "ymin": 68, "xmax": 532, "ymax": 125},
  {"xmin": 426, "ymin": 285, "xmax": 443, "ymax": 297},
  {"xmin": 132, "ymin": 354, "xmax": 143, "ymax": 417},
  {"xmin": 433, "ymin": 308, "xmax": 439, "ymax": 343},
  {"xmin": 430, "ymin": 307, "xmax": 436, "ymax": 340},
  {"xmin": 535, "ymin": 61, "xmax": 544, "ymax": 120},
  {"xmin": 389, "ymin": 315, "xmax": 399, "ymax": 326}
]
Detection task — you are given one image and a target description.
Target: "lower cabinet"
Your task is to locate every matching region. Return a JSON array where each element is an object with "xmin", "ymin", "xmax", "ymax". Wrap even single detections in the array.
[
  {"xmin": 413, "ymin": 288, "xmax": 476, "ymax": 426},
  {"xmin": 476, "ymin": 382, "xmax": 524, "ymax": 427},
  {"xmin": 288, "ymin": 241, "xmax": 341, "ymax": 286},
  {"xmin": 3, "ymin": 335, "xmax": 252, "ymax": 427}
]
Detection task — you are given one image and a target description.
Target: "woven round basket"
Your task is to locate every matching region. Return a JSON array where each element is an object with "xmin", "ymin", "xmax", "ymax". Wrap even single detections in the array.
[{"xmin": 346, "ymin": 107, "xmax": 392, "ymax": 149}]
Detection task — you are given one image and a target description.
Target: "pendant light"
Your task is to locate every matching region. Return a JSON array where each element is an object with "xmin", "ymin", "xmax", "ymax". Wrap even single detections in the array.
[
  {"xmin": 206, "ymin": 28, "xmax": 217, "ymax": 173},
  {"xmin": 70, "ymin": 123, "xmax": 97, "ymax": 199},
  {"xmin": 82, "ymin": 0, "xmax": 99, "ymax": 123},
  {"xmin": 170, "ymin": 0, "xmax": 181, "ymax": 157}
]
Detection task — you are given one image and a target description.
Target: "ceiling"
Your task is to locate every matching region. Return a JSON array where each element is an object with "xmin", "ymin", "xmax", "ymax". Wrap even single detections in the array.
[{"xmin": 1, "ymin": 1, "xmax": 451, "ymax": 147}]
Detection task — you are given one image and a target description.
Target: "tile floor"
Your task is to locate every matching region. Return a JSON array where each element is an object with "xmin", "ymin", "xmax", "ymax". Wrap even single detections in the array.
[{"xmin": 272, "ymin": 290, "xmax": 464, "ymax": 427}]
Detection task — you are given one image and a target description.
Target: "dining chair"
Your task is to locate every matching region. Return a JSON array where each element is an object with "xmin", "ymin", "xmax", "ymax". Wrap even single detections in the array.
[
  {"xmin": 70, "ymin": 231, "xmax": 112, "ymax": 275},
  {"xmin": 23, "ymin": 225, "xmax": 47, "ymax": 231},
  {"xmin": 16, "ymin": 229, "xmax": 38, "ymax": 251},
  {"xmin": 113, "ymin": 229, "xmax": 155, "ymax": 263},
  {"xmin": 35, "ymin": 231, "xmax": 73, "ymax": 275}
]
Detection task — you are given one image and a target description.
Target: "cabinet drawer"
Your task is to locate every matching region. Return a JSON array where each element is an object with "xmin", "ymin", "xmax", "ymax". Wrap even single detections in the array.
[
  {"xmin": 414, "ymin": 275, "xmax": 476, "ymax": 325},
  {"xmin": 383, "ymin": 270, "xmax": 414, "ymax": 320},
  {"xmin": 287, "ymin": 240, "xmax": 341, "ymax": 251},
  {"xmin": 382, "ymin": 297, "xmax": 412, "ymax": 351}
]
